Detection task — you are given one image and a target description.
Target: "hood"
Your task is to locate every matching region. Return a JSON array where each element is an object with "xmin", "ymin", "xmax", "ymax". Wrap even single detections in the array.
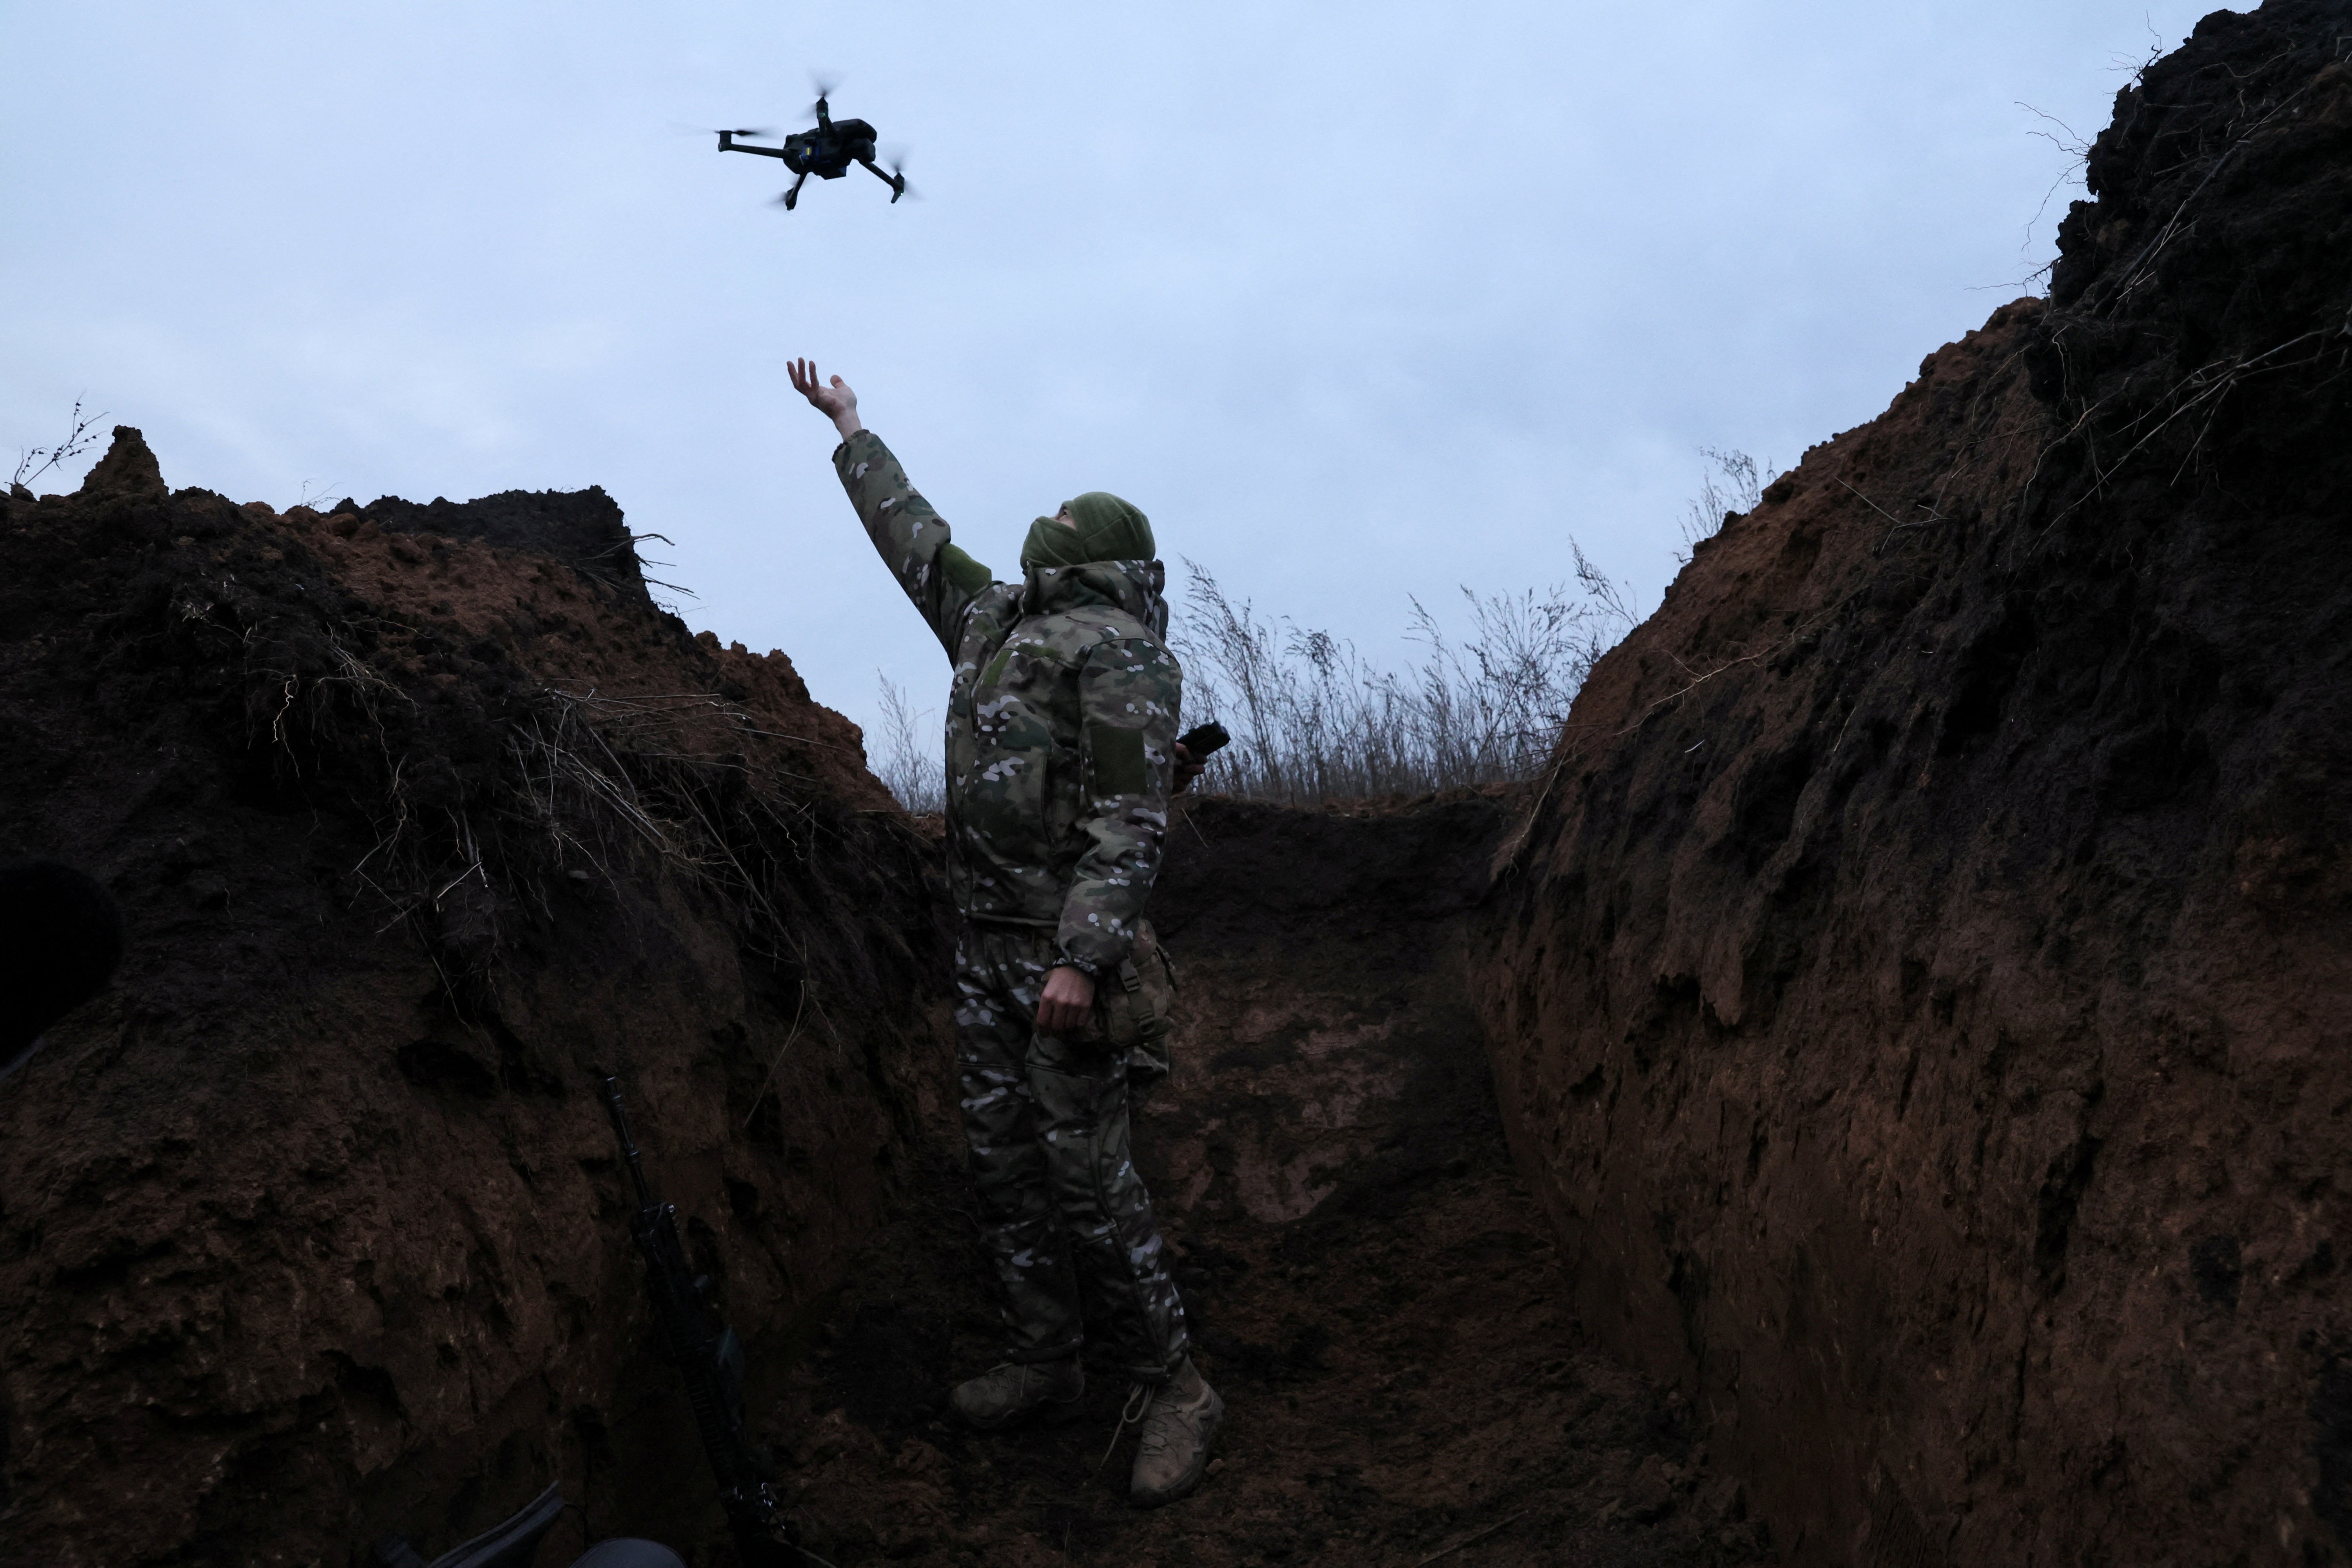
[
  {"xmin": 1020, "ymin": 491, "xmax": 1155, "ymax": 572},
  {"xmin": 1021, "ymin": 557, "xmax": 1169, "ymax": 638}
]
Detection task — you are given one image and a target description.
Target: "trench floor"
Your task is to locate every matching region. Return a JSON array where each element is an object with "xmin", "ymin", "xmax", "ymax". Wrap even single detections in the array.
[{"xmin": 766, "ymin": 935, "xmax": 1773, "ymax": 1568}]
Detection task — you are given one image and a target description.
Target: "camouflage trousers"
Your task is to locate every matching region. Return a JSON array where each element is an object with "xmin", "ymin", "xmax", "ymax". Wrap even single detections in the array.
[{"xmin": 953, "ymin": 921, "xmax": 1190, "ymax": 1382}]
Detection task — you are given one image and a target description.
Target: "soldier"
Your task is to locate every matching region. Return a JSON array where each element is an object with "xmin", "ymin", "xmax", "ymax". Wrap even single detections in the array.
[{"xmin": 787, "ymin": 359, "xmax": 1221, "ymax": 1506}]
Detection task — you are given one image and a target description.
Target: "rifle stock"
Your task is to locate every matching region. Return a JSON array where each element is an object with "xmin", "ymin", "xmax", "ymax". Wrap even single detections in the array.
[{"xmin": 600, "ymin": 1076, "xmax": 801, "ymax": 1567}]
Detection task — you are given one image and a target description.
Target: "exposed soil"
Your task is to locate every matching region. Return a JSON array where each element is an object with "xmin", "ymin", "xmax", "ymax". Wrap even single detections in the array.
[
  {"xmin": 0, "ymin": 440, "xmax": 951, "ymax": 1565},
  {"xmin": 0, "ymin": 445, "xmax": 1764, "ymax": 1568},
  {"xmin": 1477, "ymin": 5, "xmax": 2352, "ymax": 1564},
  {"xmin": 9, "ymin": 8, "xmax": 2349, "ymax": 1567},
  {"xmin": 771, "ymin": 796, "xmax": 1768, "ymax": 1568}
]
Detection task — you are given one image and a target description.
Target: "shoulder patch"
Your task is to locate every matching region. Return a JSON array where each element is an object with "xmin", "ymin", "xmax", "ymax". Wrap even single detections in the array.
[{"xmin": 1087, "ymin": 724, "xmax": 1149, "ymax": 797}]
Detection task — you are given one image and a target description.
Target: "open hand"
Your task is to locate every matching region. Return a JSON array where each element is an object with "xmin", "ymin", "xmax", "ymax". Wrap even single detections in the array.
[
  {"xmin": 1036, "ymin": 965, "xmax": 1096, "ymax": 1036},
  {"xmin": 788, "ymin": 358, "xmax": 863, "ymax": 439}
]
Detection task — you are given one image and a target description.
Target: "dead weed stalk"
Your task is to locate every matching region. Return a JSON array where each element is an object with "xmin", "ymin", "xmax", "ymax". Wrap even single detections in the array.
[{"xmin": 1172, "ymin": 552, "xmax": 1636, "ymax": 806}]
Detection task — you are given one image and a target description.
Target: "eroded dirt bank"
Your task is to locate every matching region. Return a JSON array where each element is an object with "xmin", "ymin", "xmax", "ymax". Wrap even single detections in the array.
[
  {"xmin": 771, "ymin": 795, "xmax": 1769, "ymax": 1568},
  {"xmin": 1476, "ymin": 5, "xmax": 2352, "ymax": 1563},
  {"xmin": 0, "ymin": 438, "xmax": 950, "ymax": 1565}
]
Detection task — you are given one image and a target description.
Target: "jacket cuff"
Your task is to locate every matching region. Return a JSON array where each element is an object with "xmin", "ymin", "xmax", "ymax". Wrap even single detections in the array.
[{"xmin": 1056, "ymin": 917, "xmax": 1136, "ymax": 976}]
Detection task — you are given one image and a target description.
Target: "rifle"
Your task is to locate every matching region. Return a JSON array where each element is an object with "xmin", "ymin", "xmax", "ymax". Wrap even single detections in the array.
[{"xmin": 599, "ymin": 1075, "xmax": 802, "ymax": 1568}]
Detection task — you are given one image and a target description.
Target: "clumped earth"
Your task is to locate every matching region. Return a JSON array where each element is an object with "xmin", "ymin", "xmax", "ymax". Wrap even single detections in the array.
[
  {"xmin": 1480, "ymin": 4, "xmax": 2352, "ymax": 1563},
  {"xmin": 773, "ymin": 797, "xmax": 1768, "ymax": 1568},
  {"xmin": 0, "ymin": 435, "xmax": 1773, "ymax": 1568},
  {"xmin": 0, "ymin": 442, "xmax": 1760, "ymax": 1568},
  {"xmin": 8, "ymin": 7, "xmax": 2348, "ymax": 1567},
  {"xmin": 0, "ymin": 438, "xmax": 950, "ymax": 1564}
]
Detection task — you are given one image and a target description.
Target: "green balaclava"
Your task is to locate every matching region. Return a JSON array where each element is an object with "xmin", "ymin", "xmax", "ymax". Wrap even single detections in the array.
[{"xmin": 1020, "ymin": 490, "xmax": 1155, "ymax": 571}]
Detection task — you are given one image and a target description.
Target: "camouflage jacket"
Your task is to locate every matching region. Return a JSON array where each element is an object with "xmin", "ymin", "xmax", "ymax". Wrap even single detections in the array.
[{"xmin": 835, "ymin": 430, "xmax": 1181, "ymax": 976}]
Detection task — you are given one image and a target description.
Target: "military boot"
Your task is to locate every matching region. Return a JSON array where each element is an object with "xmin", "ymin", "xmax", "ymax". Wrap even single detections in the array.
[
  {"xmin": 1129, "ymin": 1359, "xmax": 1223, "ymax": 1506},
  {"xmin": 948, "ymin": 1357, "xmax": 1085, "ymax": 1429}
]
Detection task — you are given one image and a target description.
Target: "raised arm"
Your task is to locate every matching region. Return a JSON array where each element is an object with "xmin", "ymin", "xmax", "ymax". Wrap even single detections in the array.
[
  {"xmin": 789, "ymin": 358, "xmax": 996, "ymax": 657},
  {"xmin": 1055, "ymin": 634, "xmax": 1182, "ymax": 978}
]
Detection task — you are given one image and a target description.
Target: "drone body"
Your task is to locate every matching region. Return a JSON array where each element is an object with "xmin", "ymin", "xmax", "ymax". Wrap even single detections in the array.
[{"xmin": 718, "ymin": 96, "xmax": 904, "ymax": 209}]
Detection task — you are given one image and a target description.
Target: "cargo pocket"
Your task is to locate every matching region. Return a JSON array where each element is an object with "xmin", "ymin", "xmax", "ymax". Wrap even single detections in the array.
[{"xmin": 1095, "ymin": 922, "xmax": 1178, "ymax": 1101}]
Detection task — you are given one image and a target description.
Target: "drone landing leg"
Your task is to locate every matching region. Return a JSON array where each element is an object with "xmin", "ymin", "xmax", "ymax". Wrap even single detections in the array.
[
  {"xmin": 857, "ymin": 157, "xmax": 906, "ymax": 203},
  {"xmin": 783, "ymin": 171, "xmax": 809, "ymax": 211}
]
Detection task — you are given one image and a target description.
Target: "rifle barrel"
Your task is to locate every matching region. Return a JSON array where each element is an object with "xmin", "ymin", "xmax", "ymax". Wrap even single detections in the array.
[
  {"xmin": 600, "ymin": 1075, "xmax": 657, "ymax": 1209},
  {"xmin": 596, "ymin": 1073, "xmax": 802, "ymax": 1565}
]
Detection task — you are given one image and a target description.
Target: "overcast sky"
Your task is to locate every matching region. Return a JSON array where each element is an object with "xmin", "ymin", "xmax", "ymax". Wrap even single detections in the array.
[{"xmin": 4, "ymin": 1, "xmax": 2220, "ymax": 746}]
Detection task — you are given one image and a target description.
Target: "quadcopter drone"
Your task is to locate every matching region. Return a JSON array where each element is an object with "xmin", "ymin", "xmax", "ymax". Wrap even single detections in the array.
[{"xmin": 715, "ymin": 93, "xmax": 906, "ymax": 210}]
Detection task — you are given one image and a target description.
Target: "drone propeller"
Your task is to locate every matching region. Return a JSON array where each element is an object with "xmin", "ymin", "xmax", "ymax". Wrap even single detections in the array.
[
  {"xmin": 671, "ymin": 121, "xmax": 778, "ymax": 138},
  {"xmin": 809, "ymin": 73, "xmax": 841, "ymax": 113},
  {"xmin": 881, "ymin": 147, "xmax": 918, "ymax": 203}
]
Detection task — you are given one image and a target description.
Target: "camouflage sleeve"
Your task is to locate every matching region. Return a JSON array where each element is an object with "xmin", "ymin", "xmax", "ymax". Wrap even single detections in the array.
[
  {"xmin": 1057, "ymin": 636, "xmax": 1182, "ymax": 976},
  {"xmin": 833, "ymin": 429, "xmax": 999, "ymax": 657}
]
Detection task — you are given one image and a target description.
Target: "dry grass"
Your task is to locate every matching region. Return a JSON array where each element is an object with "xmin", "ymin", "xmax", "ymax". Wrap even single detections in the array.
[
  {"xmin": 869, "ymin": 560, "xmax": 1637, "ymax": 815},
  {"xmin": 11, "ymin": 397, "xmax": 105, "ymax": 493},
  {"xmin": 863, "ymin": 499, "xmax": 1773, "ymax": 811},
  {"xmin": 1171, "ymin": 552, "xmax": 1636, "ymax": 805},
  {"xmin": 1677, "ymin": 448, "xmax": 1767, "ymax": 564},
  {"xmin": 873, "ymin": 672, "xmax": 946, "ymax": 816},
  {"xmin": 862, "ymin": 456, "xmax": 1798, "ymax": 811}
]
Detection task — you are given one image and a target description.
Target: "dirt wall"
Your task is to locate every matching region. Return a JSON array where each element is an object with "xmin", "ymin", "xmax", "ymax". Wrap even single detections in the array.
[
  {"xmin": 761, "ymin": 792, "xmax": 1773, "ymax": 1568},
  {"xmin": 1475, "ymin": 5, "xmax": 2352, "ymax": 1563},
  {"xmin": 0, "ymin": 437, "xmax": 952, "ymax": 1566}
]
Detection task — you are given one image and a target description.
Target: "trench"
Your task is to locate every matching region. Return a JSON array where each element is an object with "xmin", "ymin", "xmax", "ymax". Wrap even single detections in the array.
[
  {"xmin": 13, "ymin": 13, "xmax": 2352, "ymax": 1564},
  {"xmin": 752, "ymin": 794, "xmax": 1769, "ymax": 1568},
  {"xmin": 0, "ymin": 436, "xmax": 1766, "ymax": 1568}
]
